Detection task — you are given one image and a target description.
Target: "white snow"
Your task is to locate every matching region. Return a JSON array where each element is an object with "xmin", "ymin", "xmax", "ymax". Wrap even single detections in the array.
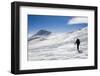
[{"xmin": 28, "ymin": 27, "xmax": 88, "ymax": 61}]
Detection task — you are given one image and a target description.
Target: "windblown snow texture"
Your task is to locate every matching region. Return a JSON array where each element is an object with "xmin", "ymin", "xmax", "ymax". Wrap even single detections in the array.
[{"xmin": 28, "ymin": 27, "xmax": 88, "ymax": 61}]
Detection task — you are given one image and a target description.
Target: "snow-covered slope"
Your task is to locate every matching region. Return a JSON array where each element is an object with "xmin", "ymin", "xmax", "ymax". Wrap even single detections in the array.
[
  {"xmin": 28, "ymin": 27, "xmax": 88, "ymax": 61},
  {"xmin": 28, "ymin": 30, "xmax": 51, "ymax": 41}
]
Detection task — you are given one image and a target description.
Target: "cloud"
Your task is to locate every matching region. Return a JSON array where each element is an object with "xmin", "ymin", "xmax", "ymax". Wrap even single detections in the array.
[{"xmin": 68, "ymin": 17, "xmax": 88, "ymax": 25}]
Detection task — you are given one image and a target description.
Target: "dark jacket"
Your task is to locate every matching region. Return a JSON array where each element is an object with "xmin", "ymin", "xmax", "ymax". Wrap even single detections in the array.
[{"xmin": 75, "ymin": 39, "xmax": 80, "ymax": 45}]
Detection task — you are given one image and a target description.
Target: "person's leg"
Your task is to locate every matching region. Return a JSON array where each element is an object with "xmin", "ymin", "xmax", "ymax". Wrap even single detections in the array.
[
  {"xmin": 78, "ymin": 45, "xmax": 79, "ymax": 50},
  {"xmin": 77, "ymin": 44, "xmax": 80, "ymax": 52}
]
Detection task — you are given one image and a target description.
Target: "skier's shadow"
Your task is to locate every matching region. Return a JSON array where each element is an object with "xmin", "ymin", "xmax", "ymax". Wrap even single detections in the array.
[{"xmin": 78, "ymin": 50, "xmax": 83, "ymax": 53}]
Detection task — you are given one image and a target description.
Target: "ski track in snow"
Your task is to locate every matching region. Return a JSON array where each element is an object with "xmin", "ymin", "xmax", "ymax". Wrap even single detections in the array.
[{"xmin": 28, "ymin": 27, "xmax": 88, "ymax": 61}]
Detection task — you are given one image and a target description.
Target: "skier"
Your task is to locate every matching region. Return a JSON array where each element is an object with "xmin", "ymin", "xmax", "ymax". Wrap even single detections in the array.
[{"xmin": 75, "ymin": 38, "xmax": 81, "ymax": 53}]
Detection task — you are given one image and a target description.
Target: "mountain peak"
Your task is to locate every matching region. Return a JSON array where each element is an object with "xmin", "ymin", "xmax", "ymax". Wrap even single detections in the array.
[{"xmin": 34, "ymin": 29, "xmax": 51, "ymax": 36}]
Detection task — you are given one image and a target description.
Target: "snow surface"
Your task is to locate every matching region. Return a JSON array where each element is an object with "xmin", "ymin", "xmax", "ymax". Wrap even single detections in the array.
[{"xmin": 28, "ymin": 27, "xmax": 88, "ymax": 61}]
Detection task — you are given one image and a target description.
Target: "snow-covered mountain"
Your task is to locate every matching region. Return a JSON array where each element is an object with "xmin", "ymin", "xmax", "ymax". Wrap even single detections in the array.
[
  {"xmin": 34, "ymin": 29, "xmax": 51, "ymax": 36},
  {"xmin": 28, "ymin": 30, "xmax": 51, "ymax": 41},
  {"xmin": 28, "ymin": 27, "xmax": 88, "ymax": 61}
]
